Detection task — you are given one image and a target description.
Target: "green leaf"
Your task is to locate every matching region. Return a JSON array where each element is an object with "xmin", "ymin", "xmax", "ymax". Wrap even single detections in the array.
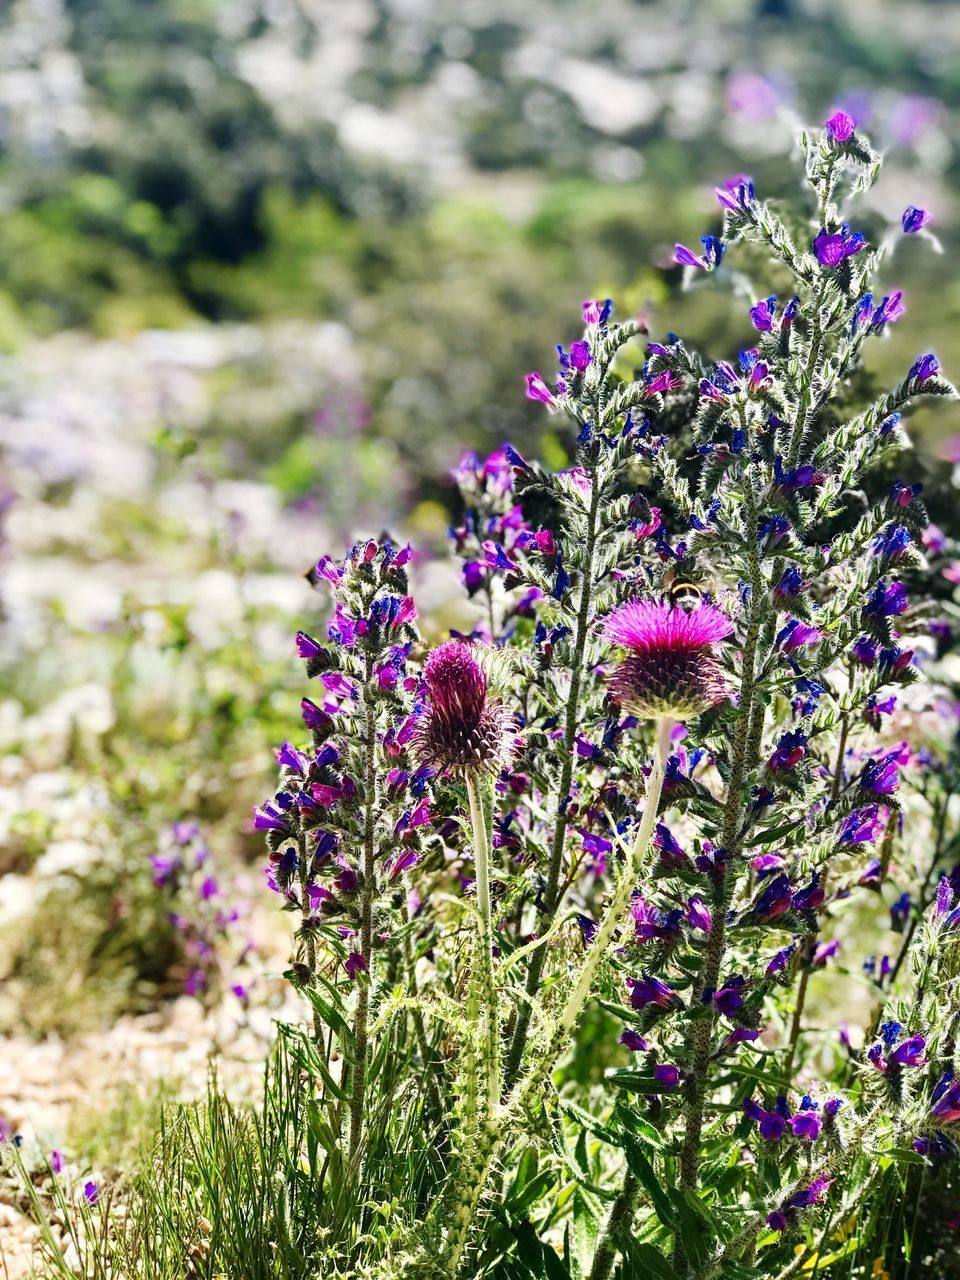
[
  {"xmin": 572, "ymin": 1190, "xmax": 600, "ymax": 1273},
  {"xmin": 618, "ymin": 1236, "xmax": 681, "ymax": 1280},
  {"xmin": 608, "ymin": 1071, "xmax": 662, "ymax": 1094},
  {"xmin": 621, "ymin": 1133, "xmax": 675, "ymax": 1229},
  {"xmin": 744, "ymin": 820, "xmax": 805, "ymax": 847},
  {"xmin": 878, "ymin": 1146, "xmax": 927, "ymax": 1165},
  {"xmin": 509, "ymin": 1146, "xmax": 539, "ymax": 1200},
  {"xmin": 670, "ymin": 1189, "xmax": 714, "ymax": 1268}
]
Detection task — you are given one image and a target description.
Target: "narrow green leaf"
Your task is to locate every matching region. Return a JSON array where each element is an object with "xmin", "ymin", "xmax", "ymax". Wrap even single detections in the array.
[{"xmin": 621, "ymin": 1133, "xmax": 675, "ymax": 1229}]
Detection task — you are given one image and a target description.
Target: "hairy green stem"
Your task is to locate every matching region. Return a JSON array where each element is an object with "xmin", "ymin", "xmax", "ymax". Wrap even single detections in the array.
[
  {"xmin": 504, "ymin": 464, "xmax": 602, "ymax": 1086},
  {"xmin": 677, "ymin": 613, "xmax": 762, "ymax": 1195},
  {"xmin": 435, "ymin": 716, "xmax": 671, "ymax": 1276},
  {"xmin": 296, "ymin": 830, "xmax": 322, "ymax": 1043},
  {"xmin": 349, "ymin": 677, "xmax": 379, "ymax": 1159},
  {"xmin": 589, "ymin": 1171, "xmax": 638, "ymax": 1280},
  {"xmin": 466, "ymin": 771, "xmax": 501, "ymax": 1110}
]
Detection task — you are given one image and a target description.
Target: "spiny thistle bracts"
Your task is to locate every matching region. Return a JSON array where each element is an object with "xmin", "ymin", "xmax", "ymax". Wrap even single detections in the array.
[{"xmin": 414, "ymin": 640, "xmax": 517, "ymax": 776}]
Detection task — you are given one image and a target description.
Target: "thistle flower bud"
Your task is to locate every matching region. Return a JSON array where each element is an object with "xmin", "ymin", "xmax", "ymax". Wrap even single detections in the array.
[
  {"xmin": 602, "ymin": 599, "xmax": 733, "ymax": 720},
  {"xmin": 414, "ymin": 640, "xmax": 516, "ymax": 776}
]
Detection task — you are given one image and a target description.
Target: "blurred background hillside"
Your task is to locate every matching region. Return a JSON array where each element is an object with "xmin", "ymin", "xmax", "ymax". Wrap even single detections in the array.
[{"xmin": 2, "ymin": 0, "xmax": 960, "ymax": 1075}]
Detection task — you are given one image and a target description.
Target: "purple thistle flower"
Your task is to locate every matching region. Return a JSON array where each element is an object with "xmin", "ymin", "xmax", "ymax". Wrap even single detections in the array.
[
  {"xmin": 902, "ymin": 206, "xmax": 931, "ymax": 234},
  {"xmin": 602, "ymin": 599, "xmax": 733, "ymax": 720},
  {"xmin": 825, "ymin": 110, "xmax": 855, "ymax": 141},
  {"xmin": 414, "ymin": 641, "xmax": 516, "ymax": 776}
]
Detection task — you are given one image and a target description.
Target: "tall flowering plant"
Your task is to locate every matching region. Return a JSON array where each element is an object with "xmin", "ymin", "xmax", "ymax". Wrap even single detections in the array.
[{"xmin": 257, "ymin": 118, "xmax": 960, "ymax": 1279}]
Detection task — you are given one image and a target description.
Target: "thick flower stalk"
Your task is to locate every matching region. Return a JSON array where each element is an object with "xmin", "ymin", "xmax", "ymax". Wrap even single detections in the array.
[{"xmin": 416, "ymin": 639, "xmax": 516, "ymax": 1115}]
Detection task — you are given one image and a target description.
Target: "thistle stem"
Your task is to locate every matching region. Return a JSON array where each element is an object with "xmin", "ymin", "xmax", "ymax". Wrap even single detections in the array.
[
  {"xmin": 465, "ymin": 771, "xmax": 501, "ymax": 1111},
  {"xmin": 436, "ymin": 716, "xmax": 671, "ymax": 1277}
]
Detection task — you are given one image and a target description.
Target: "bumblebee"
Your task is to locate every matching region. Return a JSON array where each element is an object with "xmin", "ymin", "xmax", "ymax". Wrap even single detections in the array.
[
  {"xmin": 661, "ymin": 567, "xmax": 716, "ymax": 612},
  {"xmin": 665, "ymin": 580, "xmax": 704, "ymax": 612}
]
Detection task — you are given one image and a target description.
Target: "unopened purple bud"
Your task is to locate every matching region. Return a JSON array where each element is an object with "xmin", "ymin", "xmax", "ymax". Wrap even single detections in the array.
[
  {"xmin": 687, "ymin": 897, "xmax": 712, "ymax": 932},
  {"xmin": 654, "ymin": 1063, "xmax": 681, "ymax": 1090},
  {"xmin": 901, "ymin": 206, "xmax": 930, "ymax": 234},
  {"xmin": 619, "ymin": 1029, "xmax": 649, "ymax": 1052},
  {"xmin": 825, "ymin": 110, "xmax": 855, "ymax": 141}
]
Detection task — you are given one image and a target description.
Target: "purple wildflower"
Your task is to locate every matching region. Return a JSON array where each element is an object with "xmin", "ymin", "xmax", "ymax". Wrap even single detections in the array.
[
  {"xmin": 825, "ymin": 111, "xmax": 855, "ymax": 141},
  {"xmin": 902, "ymin": 206, "xmax": 931, "ymax": 234}
]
